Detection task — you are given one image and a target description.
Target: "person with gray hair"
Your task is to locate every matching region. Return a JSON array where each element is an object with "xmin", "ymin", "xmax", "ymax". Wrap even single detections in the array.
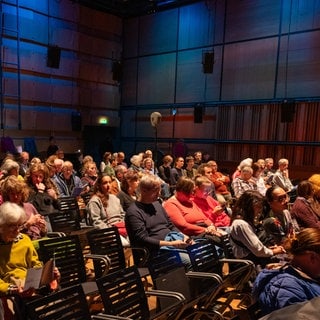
[
  {"xmin": 125, "ymin": 174, "xmax": 193, "ymax": 269},
  {"xmin": 0, "ymin": 159, "xmax": 23, "ymax": 181},
  {"xmin": 0, "ymin": 202, "xmax": 60, "ymax": 318},
  {"xmin": 0, "ymin": 202, "xmax": 41, "ymax": 295},
  {"xmin": 231, "ymin": 166, "xmax": 257, "ymax": 198}
]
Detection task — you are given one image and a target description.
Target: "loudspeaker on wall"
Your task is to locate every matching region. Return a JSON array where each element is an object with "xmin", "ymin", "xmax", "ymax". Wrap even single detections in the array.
[
  {"xmin": 281, "ymin": 100, "xmax": 295, "ymax": 123},
  {"xmin": 112, "ymin": 60, "xmax": 122, "ymax": 82},
  {"xmin": 47, "ymin": 46, "xmax": 61, "ymax": 68},
  {"xmin": 194, "ymin": 105, "xmax": 204, "ymax": 123},
  {"xmin": 202, "ymin": 51, "xmax": 214, "ymax": 74},
  {"xmin": 71, "ymin": 112, "xmax": 82, "ymax": 131}
]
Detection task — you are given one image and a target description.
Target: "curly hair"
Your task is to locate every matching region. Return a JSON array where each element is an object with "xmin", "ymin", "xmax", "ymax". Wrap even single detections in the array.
[
  {"xmin": 231, "ymin": 190, "xmax": 265, "ymax": 225},
  {"xmin": 1, "ymin": 175, "xmax": 29, "ymax": 203}
]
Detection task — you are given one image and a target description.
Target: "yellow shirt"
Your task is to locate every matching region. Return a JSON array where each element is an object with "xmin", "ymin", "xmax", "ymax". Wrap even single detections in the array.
[{"xmin": 0, "ymin": 233, "xmax": 42, "ymax": 295}]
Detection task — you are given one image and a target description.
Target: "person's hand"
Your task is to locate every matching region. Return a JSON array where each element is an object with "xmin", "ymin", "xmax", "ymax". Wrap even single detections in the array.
[
  {"xmin": 212, "ymin": 205, "xmax": 225, "ymax": 216},
  {"xmin": 271, "ymin": 245, "xmax": 286, "ymax": 255},
  {"xmin": 36, "ymin": 182, "xmax": 46, "ymax": 193},
  {"xmin": 170, "ymin": 240, "xmax": 189, "ymax": 249}
]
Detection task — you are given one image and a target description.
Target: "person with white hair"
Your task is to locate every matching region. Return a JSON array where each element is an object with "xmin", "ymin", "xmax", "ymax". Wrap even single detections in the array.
[
  {"xmin": 232, "ymin": 158, "xmax": 253, "ymax": 181},
  {"xmin": 231, "ymin": 166, "xmax": 257, "ymax": 198},
  {"xmin": 0, "ymin": 202, "xmax": 60, "ymax": 319}
]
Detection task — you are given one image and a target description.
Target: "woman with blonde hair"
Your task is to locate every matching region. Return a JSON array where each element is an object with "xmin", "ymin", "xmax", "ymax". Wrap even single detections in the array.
[{"xmin": 253, "ymin": 228, "xmax": 320, "ymax": 316}]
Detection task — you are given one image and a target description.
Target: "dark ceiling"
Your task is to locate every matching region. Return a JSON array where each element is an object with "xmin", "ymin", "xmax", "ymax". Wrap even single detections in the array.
[{"xmin": 75, "ymin": 0, "xmax": 202, "ymax": 18}]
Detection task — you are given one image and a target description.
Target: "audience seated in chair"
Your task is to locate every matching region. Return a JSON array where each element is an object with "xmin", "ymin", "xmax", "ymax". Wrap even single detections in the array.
[
  {"xmin": 0, "ymin": 202, "xmax": 60, "ymax": 319},
  {"xmin": 125, "ymin": 174, "xmax": 193, "ymax": 269},
  {"xmin": 229, "ymin": 190, "xmax": 286, "ymax": 268},
  {"xmin": 290, "ymin": 180, "xmax": 320, "ymax": 229},
  {"xmin": 253, "ymin": 228, "xmax": 320, "ymax": 317},
  {"xmin": 192, "ymin": 175, "xmax": 230, "ymax": 228},
  {"xmin": 163, "ymin": 177, "xmax": 223, "ymax": 238},
  {"xmin": 1, "ymin": 176, "xmax": 47, "ymax": 240},
  {"xmin": 86, "ymin": 174, "xmax": 129, "ymax": 247},
  {"xmin": 263, "ymin": 186, "xmax": 300, "ymax": 245}
]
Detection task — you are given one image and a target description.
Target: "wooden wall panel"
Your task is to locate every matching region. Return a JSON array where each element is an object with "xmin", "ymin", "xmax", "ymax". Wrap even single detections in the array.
[
  {"xmin": 222, "ymin": 38, "xmax": 278, "ymax": 100},
  {"xmin": 138, "ymin": 10, "xmax": 178, "ymax": 55},
  {"xmin": 178, "ymin": 3, "xmax": 215, "ymax": 50},
  {"xmin": 121, "ymin": 59, "xmax": 138, "ymax": 106},
  {"xmin": 225, "ymin": 0, "xmax": 281, "ymax": 41},
  {"xmin": 137, "ymin": 53, "xmax": 176, "ymax": 105}
]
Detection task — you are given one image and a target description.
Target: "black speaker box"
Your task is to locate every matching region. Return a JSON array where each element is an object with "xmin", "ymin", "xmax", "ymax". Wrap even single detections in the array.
[
  {"xmin": 112, "ymin": 61, "xmax": 122, "ymax": 81},
  {"xmin": 281, "ymin": 101, "xmax": 295, "ymax": 123},
  {"xmin": 203, "ymin": 52, "xmax": 214, "ymax": 73},
  {"xmin": 194, "ymin": 105, "xmax": 203, "ymax": 123},
  {"xmin": 47, "ymin": 46, "xmax": 61, "ymax": 68},
  {"xmin": 71, "ymin": 112, "xmax": 82, "ymax": 131}
]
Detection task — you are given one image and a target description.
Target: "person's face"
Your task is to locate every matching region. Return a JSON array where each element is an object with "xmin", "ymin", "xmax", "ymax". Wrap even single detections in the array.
[
  {"xmin": 266, "ymin": 160, "xmax": 274, "ymax": 169},
  {"xmin": 31, "ymin": 171, "xmax": 44, "ymax": 185},
  {"xmin": 22, "ymin": 153, "xmax": 29, "ymax": 164},
  {"xmin": 128, "ymin": 179, "xmax": 139, "ymax": 191},
  {"xmin": 186, "ymin": 160, "xmax": 194, "ymax": 168},
  {"xmin": 194, "ymin": 152, "xmax": 202, "ymax": 162},
  {"xmin": 55, "ymin": 163, "xmax": 63, "ymax": 173},
  {"xmin": 270, "ymin": 188, "xmax": 289, "ymax": 212},
  {"xmin": 145, "ymin": 160, "xmax": 152, "ymax": 170},
  {"xmin": 117, "ymin": 153, "xmax": 125, "ymax": 163},
  {"xmin": 279, "ymin": 162, "xmax": 288, "ymax": 171},
  {"xmin": 62, "ymin": 166, "xmax": 73, "ymax": 179},
  {"xmin": 57, "ymin": 151, "xmax": 64, "ymax": 159},
  {"xmin": 204, "ymin": 167, "xmax": 213, "ymax": 179},
  {"xmin": 175, "ymin": 158, "xmax": 184, "ymax": 168},
  {"xmin": 176, "ymin": 189, "xmax": 194, "ymax": 202},
  {"xmin": 257, "ymin": 160, "xmax": 265, "ymax": 169},
  {"xmin": 210, "ymin": 162, "xmax": 218, "ymax": 173},
  {"xmin": 116, "ymin": 169, "xmax": 127, "ymax": 181},
  {"xmin": 253, "ymin": 201, "xmax": 263, "ymax": 219},
  {"xmin": 8, "ymin": 191, "xmax": 23, "ymax": 205},
  {"xmin": 1, "ymin": 218, "xmax": 25, "ymax": 242},
  {"xmin": 87, "ymin": 164, "xmax": 97, "ymax": 176},
  {"xmin": 101, "ymin": 176, "xmax": 112, "ymax": 194},
  {"xmin": 241, "ymin": 171, "xmax": 252, "ymax": 181},
  {"xmin": 194, "ymin": 184, "xmax": 212, "ymax": 199}
]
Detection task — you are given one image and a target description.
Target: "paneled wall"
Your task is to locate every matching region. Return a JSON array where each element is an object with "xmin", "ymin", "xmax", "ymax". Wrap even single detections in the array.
[
  {"xmin": 0, "ymin": 0, "xmax": 122, "ymax": 156},
  {"xmin": 121, "ymin": 0, "xmax": 320, "ymax": 178}
]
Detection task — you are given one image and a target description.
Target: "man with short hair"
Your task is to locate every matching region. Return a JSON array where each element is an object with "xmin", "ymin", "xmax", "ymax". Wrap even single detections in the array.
[{"xmin": 125, "ymin": 174, "xmax": 192, "ymax": 268}]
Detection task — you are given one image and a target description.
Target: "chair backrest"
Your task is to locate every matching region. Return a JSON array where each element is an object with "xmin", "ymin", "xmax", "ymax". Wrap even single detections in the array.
[
  {"xmin": 38, "ymin": 235, "xmax": 87, "ymax": 288},
  {"xmin": 96, "ymin": 265, "xmax": 150, "ymax": 320},
  {"xmin": 26, "ymin": 284, "xmax": 91, "ymax": 320},
  {"xmin": 87, "ymin": 227, "xmax": 126, "ymax": 277},
  {"xmin": 49, "ymin": 197, "xmax": 82, "ymax": 233},
  {"xmin": 148, "ymin": 251, "xmax": 192, "ymax": 307},
  {"xmin": 186, "ymin": 240, "xmax": 221, "ymax": 274},
  {"xmin": 220, "ymin": 234, "xmax": 235, "ymax": 259}
]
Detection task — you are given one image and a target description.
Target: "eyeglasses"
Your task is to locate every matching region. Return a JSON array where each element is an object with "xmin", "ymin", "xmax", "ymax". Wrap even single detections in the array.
[{"xmin": 274, "ymin": 194, "xmax": 289, "ymax": 203}]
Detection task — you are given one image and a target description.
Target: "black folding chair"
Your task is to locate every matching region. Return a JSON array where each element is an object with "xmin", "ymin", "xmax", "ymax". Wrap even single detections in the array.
[
  {"xmin": 96, "ymin": 265, "xmax": 186, "ymax": 320},
  {"xmin": 148, "ymin": 250, "xmax": 225, "ymax": 320},
  {"xmin": 86, "ymin": 227, "xmax": 149, "ymax": 284},
  {"xmin": 37, "ymin": 234, "xmax": 110, "ymax": 295},
  {"xmin": 25, "ymin": 284, "xmax": 132, "ymax": 320},
  {"xmin": 187, "ymin": 240, "xmax": 255, "ymax": 317}
]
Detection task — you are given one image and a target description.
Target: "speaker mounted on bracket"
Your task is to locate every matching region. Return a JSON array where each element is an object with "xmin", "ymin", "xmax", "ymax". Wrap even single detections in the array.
[{"xmin": 202, "ymin": 50, "xmax": 214, "ymax": 74}]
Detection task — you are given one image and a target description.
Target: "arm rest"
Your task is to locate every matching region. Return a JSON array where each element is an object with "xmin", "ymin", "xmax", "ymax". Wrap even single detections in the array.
[
  {"xmin": 219, "ymin": 258, "xmax": 254, "ymax": 266},
  {"xmin": 92, "ymin": 315, "xmax": 133, "ymax": 320},
  {"xmin": 129, "ymin": 247, "xmax": 150, "ymax": 266},
  {"xmin": 84, "ymin": 254, "xmax": 111, "ymax": 276},
  {"xmin": 186, "ymin": 271, "xmax": 223, "ymax": 284}
]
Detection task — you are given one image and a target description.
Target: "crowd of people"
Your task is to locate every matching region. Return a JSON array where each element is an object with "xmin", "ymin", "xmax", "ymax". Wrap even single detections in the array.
[{"xmin": 1, "ymin": 145, "xmax": 320, "ymax": 318}]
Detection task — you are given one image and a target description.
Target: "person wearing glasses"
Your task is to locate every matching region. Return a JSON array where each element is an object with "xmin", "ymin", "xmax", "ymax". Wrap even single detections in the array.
[
  {"xmin": 0, "ymin": 202, "xmax": 60, "ymax": 319},
  {"xmin": 263, "ymin": 186, "xmax": 300, "ymax": 245},
  {"xmin": 230, "ymin": 190, "xmax": 286, "ymax": 268},
  {"xmin": 253, "ymin": 228, "xmax": 320, "ymax": 316}
]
